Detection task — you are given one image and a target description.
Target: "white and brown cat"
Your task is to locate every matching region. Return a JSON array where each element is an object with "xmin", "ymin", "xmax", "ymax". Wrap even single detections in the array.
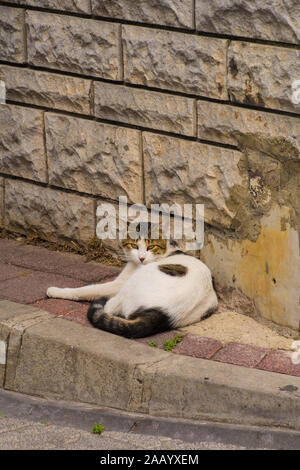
[{"xmin": 47, "ymin": 228, "xmax": 218, "ymax": 338}]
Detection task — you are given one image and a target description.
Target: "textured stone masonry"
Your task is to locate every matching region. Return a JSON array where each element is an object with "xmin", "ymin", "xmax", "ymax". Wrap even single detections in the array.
[
  {"xmin": 195, "ymin": 0, "xmax": 300, "ymax": 44},
  {"xmin": 0, "ymin": 65, "xmax": 92, "ymax": 115},
  {"xmin": 143, "ymin": 132, "xmax": 248, "ymax": 229},
  {"xmin": 0, "ymin": 2, "xmax": 300, "ymax": 329},
  {"xmin": 122, "ymin": 25, "xmax": 228, "ymax": 100},
  {"xmin": 228, "ymin": 42, "xmax": 300, "ymax": 114},
  {"xmin": 45, "ymin": 113, "xmax": 143, "ymax": 203},
  {"xmin": 26, "ymin": 11, "xmax": 122, "ymax": 79},
  {"xmin": 5, "ymin": 180, "xmax": 95, "ymax": 244},
  {"xmin": 94, "ymin": 82, "xmax": 196, "ymax": 136},
  {"xmin": 4, "ymin": 0, "xmax": 91, "ymax": 14},
  {"xmin": 0, "ymin": 104, "xmax": 47, "ymax": 182},
  {"xmin": 197, "ymin": 101, "xmax": 300, "ymax": 161},
  {"xmin": 0, "ymin": 178, "xmax": 3, "ymax": 226},
  {"xmin": 0, "ymin": 6, "xmax": 25, "ymax": 63},
  {"xmin": 91, "ymin": 0, "xmax": 194, "ymax": 29}
]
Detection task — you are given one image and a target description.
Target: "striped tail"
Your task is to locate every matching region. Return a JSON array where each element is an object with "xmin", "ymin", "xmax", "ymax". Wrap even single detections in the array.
[{"xmin": 87, "ymin": 299, "xmax": 171, "ymax": 339}]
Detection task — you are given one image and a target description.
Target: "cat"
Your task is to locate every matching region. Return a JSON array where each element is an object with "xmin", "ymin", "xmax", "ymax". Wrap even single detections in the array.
[{"xmin": 47, "ymin": 226, "xmax": 218, "ymax": 338}]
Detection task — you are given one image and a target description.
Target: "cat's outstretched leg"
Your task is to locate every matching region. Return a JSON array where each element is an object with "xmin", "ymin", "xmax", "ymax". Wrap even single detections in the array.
[
  {"xmin": 47, "ymin": 283, "xmax": 117, "ymax": 301},
  {"xmin": 47, "ymin": 262, "xmax": 136, "ymax": 301}
]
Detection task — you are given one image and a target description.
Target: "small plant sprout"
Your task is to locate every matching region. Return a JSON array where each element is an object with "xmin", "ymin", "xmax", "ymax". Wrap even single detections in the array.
[
  {"xmin": 92, "ymin": 423, "xmax": 105, "ymax": 434},
  {"xmin": 163, "ymin": 334, "xmax": 184, "ymax": 352}
]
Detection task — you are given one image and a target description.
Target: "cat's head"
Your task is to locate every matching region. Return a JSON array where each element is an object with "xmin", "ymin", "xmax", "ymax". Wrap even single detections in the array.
[{"xmin": 121, "ymin": 222, "xmax": 179, "ymax": 265}]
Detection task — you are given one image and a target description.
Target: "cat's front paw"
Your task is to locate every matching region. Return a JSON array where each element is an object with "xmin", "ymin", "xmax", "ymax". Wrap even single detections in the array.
[{"xmin": 47, "ymin": 287, "xmax": 61, "ymax": 298}]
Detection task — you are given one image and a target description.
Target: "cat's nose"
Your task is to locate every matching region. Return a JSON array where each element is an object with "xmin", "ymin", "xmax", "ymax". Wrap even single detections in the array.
[{"xmin": 139, "ymin": 256, "xmax": 145, "ymax": 263}]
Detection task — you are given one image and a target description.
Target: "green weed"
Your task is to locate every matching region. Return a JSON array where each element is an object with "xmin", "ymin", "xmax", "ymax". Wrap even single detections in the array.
[
  {"xmin": 92, "ymin": 423, "xmax": 105, "ymax": 435},
  {"xmin": 163, "ymin": 335, "xmax": 184, "ymax": 352}
]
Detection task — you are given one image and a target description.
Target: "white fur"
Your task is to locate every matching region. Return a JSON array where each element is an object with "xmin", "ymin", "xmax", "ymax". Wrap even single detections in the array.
[
  {"xmin": 47, "ymin": 241, "xmax": 218, "ymax": 328},
  {"xmin": 105, "ymin": 253, "xmax": 218, "ymax": 327},
  {"xmin": 291, "ymin": 340, "xmax": 300, "ymax": 365}
]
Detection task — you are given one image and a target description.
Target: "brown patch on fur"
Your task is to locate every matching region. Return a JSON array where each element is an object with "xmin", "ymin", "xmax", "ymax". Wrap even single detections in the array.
[{"xmin": 159, "ymin": 264, "xmax": 187, "ymax": 277}]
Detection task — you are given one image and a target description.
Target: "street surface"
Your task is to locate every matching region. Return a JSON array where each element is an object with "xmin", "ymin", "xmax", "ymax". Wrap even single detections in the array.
[
  {"xmin": 0, "ymin": 415, "xmax": 245, "ymax": 450},
  {"xmin": 0, "ymin": 389, "xmax": 299, "ymax": 451}
]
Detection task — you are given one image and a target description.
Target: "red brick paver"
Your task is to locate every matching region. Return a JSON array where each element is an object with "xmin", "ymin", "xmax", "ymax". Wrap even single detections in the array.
[
  {"xmin": 35, "ymin": 298, "xmax": 91, "ymax": 327},
  {"xmin": 211, "ymin": 342, "xmax": 268, "ymax": 368},
  {"xmin": 0, "ymin": 241, "xmax": 120, "ymax": 283},
  {"xmin": 64, "ymin": 306, "xmax": 91, "ymax": 327},
  {"xmin": 173, "ymin": 334, "xmax": 223, "ymax": 359},
  {"xmin": 0, "ymin": 271, "xmax": 84, "ymax": 304},
  {"xmin": 257, "ymin": 350, "xmax": 300, "ymax": 377},
  {"xmin": 34, "ymin": 298, "xmax": 87, "ymax": 316},
  {"xmin": 0, "ymin": 263, "xmax": 33, "ymax": 282}
]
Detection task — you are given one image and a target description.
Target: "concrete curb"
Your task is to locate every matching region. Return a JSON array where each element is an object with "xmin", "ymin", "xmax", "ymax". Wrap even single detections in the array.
[{"xmin": 1, "ymin": 299, "xmax": 300, "ymax": 431}]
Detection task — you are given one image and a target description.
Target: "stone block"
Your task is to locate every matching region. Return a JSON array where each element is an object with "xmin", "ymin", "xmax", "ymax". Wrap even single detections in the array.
[
  {"xmin": 26, "ymin": 11, "xmax": 121, "ymax": 80},
  {"xmin": 143, "ymin": 132, "xmax": 248, "ymax": 229},
  {"xmin": 0, "ymin": 178, "xmax": 3, "ymax": 227},
  {"xmin": 4, "ymin": 0, "xmax": 91, "ymax": 14},
  {"xmin": 197, "ymin": 101, "xmax": 300, "ymax": 161},
  {"xmin": 0, "ymin": 6, "xmax": 25, "ymax": 63},
  {"xmin": 0, "ymin": 105, "xmax": 47, "ymax": 182},
  {"xmin": 4, "ymin": 180, "xmax": 95, "ymax": 244},
  {"xmin": 94, "ymin": 82, "xmax": 196, "ymax": 136},
  {"xmin": 0, "ymin": 65, "xmax": 92, "ymax": 115},
  {"xmin": 228, "ymin": 42, "xmax": 300, "ymax": 113},
  {"xmin": 9, "ymin": 316, "xmax": 167, "ymax": 409},
  {"xmin": 45, "ymin": 113, "xmax": 143, "ymax": 203},
  {"xmin": 91, "ymin": 0, "xmax": 194, "ymax": 29},
  {"xmin": 123, "ymin": 25, "xmax": 228, "ymax": 99},
  {"xmin": 0, "ymin": 306, "xmax": 53, "ymax": 390},
  {"xmin": 195, "ymin": 0, "xmax": 300, "ymax": 44}
]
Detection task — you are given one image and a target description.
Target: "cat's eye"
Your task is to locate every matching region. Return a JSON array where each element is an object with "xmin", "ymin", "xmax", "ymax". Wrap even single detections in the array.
[
  {"xmin": 128, "ymin": 243, "xmax": 138, "ymax": 249},
  {"xmin": 147, "ymin": 245, "xmax": 158, "ymax": 250}
]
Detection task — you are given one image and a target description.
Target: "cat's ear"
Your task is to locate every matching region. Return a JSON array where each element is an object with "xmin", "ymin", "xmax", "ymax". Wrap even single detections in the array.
[{"xmin": 169, "ymin": 236, "xmax": 178, "ymax": 248}]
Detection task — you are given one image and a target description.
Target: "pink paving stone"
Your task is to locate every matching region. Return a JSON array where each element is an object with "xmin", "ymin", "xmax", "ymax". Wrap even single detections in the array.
[
  {"xmin": 34, "ymin": 298, "xmax": 91, "ymax": 327},
  {"xmin": 211, "ymin": 342, "xmax": 268, "ymax": 368},
  {"xmin": 257, "ymin": 350, "xmax": 300, "ymax": 377},
  {"xmin": 0, "ymin": 271, "xmax": 85, "ymax": 304},
  {"xmin": 0, "ymin": 239, "xmax": 121, "ymax": 282},
  {"xmin": 33, "ymin": 298, "xmax": 88, "ymax": 316},
  {"xmin": 0, "ymin": 240, "xmax": 28, "ymax": 263},
  {"xmin": 135, "ymin": 330, "xmax": 184, "ymax": 349},
  {"xmin": 0, "ymin": 263, "xmax": 33, "ymax": 282},
  {"xmin": 64, "ymin": 305, "xmax": 91, "ymax": 328},
  {"xmin": 173, "ymin": 334, "xmax": 223, "ymax": 359}
]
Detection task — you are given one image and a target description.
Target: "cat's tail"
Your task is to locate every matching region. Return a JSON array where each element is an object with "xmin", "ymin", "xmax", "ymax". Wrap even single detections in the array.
[{"xmin": 87, "ymin": 299, "xmax": 172, "ymax": 338}]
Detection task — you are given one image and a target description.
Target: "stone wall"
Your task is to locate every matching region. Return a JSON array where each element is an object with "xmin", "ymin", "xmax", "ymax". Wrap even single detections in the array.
[{"xmin": 0, "ymin": 1, "xmax": 299, "ymax": 329}]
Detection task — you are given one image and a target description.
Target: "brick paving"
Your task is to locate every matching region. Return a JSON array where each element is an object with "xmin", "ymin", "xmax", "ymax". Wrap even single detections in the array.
[{"xmin": 0, "ymin": 239, "xmax": 299, "ymax": 377}]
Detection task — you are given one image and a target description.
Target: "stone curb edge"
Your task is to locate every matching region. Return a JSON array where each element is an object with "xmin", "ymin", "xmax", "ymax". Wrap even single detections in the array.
[{"xmin": 1, "ymin": 299, "xmax": 300, "ymax": 431}]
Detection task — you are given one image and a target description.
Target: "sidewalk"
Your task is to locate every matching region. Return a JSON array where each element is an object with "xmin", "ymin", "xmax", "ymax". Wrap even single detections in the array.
[{"xmin": 0, "ymin": 238, "xmax": 300, "ymax": 430}]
